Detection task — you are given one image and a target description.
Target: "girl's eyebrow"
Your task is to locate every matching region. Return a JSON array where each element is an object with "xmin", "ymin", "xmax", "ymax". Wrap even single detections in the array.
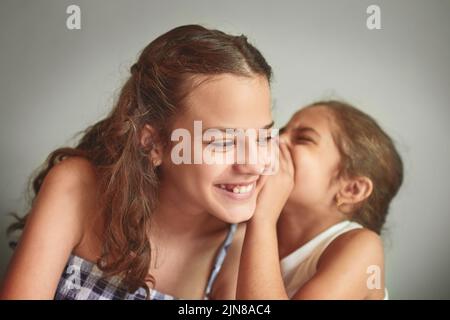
[
  {"xmin": 203, "ymin": 121, "xmax": 275, "ymax": 132},
  {"xmin": 294, "ymin": 126, "xmax": 321, "ymax": 138}
]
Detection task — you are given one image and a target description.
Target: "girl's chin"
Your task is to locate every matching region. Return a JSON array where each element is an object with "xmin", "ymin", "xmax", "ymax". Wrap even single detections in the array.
[
  {"xmin": 215, "ymin": 202, "xmax": 256, "ymax": 224},
  {"xmin": 207, "ymin": 185, "xmax": 258, "ymax": 223}
]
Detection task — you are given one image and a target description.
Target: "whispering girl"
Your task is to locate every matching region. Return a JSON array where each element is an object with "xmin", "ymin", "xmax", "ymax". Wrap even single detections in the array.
[{"xmin": 237, "ymin": 101, "xmax": 403, "ymax": 299}]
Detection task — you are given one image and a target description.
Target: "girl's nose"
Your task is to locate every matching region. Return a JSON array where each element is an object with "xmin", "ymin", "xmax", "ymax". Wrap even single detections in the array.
[
  {"xmin": 233, "ymin": 162, "xmax": 266, "ymax": 176},
  {"xmin": 232, "ymin": 137, "xmax": 274, "ymax": 175}
]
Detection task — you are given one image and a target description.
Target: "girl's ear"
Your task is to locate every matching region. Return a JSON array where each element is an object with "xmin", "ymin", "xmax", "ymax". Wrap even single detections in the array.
[
  {"xmin": 140, "ymin": 124, "xmax": 163, "ymax": 167},
  {"xmin": 336, "ymin": 176, "xmax": 373, "ymax": 210}
]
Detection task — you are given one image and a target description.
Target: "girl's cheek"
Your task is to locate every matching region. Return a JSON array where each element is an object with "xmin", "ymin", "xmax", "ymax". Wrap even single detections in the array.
[
  {"xmin": 293, "ymin": 147, "xmax": 315, "ymax": 171},
  {"xmin": 295, "ymin": 153, "xmax": 323, "ymax": 187},
  {"xmin": 291, "ymin": 147, "xmax": 303, "ymax": 167}
]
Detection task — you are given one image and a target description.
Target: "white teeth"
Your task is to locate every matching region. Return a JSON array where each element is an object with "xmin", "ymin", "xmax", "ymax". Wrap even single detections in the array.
[
  {"xmin": 231, "ymin": 183, "xmax": 254, "ymax": 194},
  {"xmin": 218, "ymin": 183, "xmax": 254, "ymax": 194}
]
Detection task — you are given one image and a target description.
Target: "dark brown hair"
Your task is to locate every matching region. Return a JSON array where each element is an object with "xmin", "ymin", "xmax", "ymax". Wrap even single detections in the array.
[
  {"xmin": 8, "ymin": 24, "xmax": 272, "ymax": 294},
  {"xmin": 306, "ymin": 100, "xmax": 403, "ymax": 234}
]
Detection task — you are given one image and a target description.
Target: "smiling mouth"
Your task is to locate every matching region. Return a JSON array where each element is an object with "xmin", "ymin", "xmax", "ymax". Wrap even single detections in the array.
[{"xmin": 215, "ymin": 182, "xmax": 255, "ymax": 194}]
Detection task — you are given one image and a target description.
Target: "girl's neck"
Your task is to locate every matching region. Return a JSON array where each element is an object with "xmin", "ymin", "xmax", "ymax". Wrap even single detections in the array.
[
  {"xmin": 277, "ymin": 202, "xmax": 347, "ymax": 259},
  {"xmin": 151, "ymin": 184, "xmax": 229, "ymax": 243}
]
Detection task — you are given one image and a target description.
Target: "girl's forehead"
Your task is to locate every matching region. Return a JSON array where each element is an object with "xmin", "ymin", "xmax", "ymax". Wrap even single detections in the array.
[
  {"xmin": 289, "ymin": 106, "xmax": 334, "ymax": 130},
  {"xmin": 177, "ymin": 74, "xmax": 272, "ymax": 129}
]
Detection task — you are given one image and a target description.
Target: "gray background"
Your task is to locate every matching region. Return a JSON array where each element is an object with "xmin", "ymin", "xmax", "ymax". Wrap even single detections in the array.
[{"xmin": 1, "ymin": 0, "xmax": 449, "ymax": 299}]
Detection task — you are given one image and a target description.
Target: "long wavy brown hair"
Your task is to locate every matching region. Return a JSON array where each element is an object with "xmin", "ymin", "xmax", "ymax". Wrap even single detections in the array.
[{"xmin": 8, "ymin": 24, "xmax": 272, "ymax": 294}]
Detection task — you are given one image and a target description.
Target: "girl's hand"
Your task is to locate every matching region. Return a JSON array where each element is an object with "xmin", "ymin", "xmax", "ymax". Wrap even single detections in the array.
[{"xmin": 253, "ymin": 137, "xmax": 295, "ymax": 224}]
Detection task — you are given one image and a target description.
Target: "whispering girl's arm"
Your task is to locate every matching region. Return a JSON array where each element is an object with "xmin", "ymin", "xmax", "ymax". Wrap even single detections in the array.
[{"xmin": 236, "ymin": 141, "xmax": 294, "ymax": 300}]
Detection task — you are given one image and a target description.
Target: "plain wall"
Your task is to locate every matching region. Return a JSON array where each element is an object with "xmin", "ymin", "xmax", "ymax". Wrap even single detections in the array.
[{"xmin": 1, "ymin": 0, "xmax": 449, "ymax": 299}]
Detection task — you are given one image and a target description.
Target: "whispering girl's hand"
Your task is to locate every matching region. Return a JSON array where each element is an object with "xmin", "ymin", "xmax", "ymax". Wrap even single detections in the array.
[{"xmin": 253, "ymin": 137, "xmax": 295, "ymax": 225}]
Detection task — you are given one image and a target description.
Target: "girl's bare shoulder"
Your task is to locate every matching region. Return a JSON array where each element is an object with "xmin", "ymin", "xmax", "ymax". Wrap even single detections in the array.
[
  {"xmin": 30, "ymin": 156, "xmax": 102, "ymax": 245},
  {"xmin": 0, "ymin": 156, "xmax": 102, "ymax": 298}
]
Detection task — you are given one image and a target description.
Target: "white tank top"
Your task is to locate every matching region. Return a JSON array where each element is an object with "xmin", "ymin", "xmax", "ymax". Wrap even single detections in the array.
[{"xmin": 280, "ymin": 220, "xmax": 388, "ymax": 299}]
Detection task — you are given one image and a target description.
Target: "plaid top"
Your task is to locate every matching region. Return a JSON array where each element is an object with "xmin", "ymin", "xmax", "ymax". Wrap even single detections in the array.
[{"xmin": 54, "ymin": 224, "xmax": 237, "ymax": 300}]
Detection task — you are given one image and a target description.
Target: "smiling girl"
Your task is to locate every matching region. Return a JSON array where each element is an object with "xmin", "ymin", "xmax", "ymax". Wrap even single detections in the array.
[
  {"xmin": 237, "ymin": 100, "xmax": 403, "ymax": 300},
  {"xmin": 0, "ymin": 25, "xmax": 274, "ymax": 300}
]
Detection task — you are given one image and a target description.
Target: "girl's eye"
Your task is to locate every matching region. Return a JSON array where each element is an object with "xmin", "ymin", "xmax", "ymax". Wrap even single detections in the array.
[
  {"xmin": 295, "ymin": 136, "xmax": 314, "ymax": 144},
  {"xmin": 257, "ymin": 136, "xmax": 273, "ymax": 146},
  {"xmin": 209, "ymin": 140, "xmax": 235, "ymax": 151},
  {"xmin": 259, "ymin": 129, "xmax": 280, "ymax": 145}
]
